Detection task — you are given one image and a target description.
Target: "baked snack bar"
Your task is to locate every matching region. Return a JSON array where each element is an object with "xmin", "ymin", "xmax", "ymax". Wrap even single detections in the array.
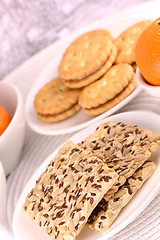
[
  {"xmin": 87, "ymin": 161, "xmax": 156, "ymax": 231},
  {"xmin": 23, "ymin": 141, "xmax": 118, "ymax": 240}
]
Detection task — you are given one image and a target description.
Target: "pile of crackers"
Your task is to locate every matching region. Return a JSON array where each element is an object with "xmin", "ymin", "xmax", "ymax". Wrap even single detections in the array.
[
  {"xmin": 23, "ymin": 121, "xmax": 160, "ymax": 239},
  {"xmin": 34, "ymin": 21, "xmax": 152, "ymax": 123}
]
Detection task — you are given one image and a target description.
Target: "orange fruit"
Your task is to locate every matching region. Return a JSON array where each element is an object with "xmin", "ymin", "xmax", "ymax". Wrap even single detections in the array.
[
  {"xmin": 0, "ymin": 105, "xmax": 12, "ymax": 136},
  {"xmin": 135, "ymin": 17, "xmax": 160, "ymax": 86}
]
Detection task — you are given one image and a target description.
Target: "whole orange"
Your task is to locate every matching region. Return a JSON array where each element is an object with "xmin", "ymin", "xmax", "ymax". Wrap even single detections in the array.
[
  {"xmin": 0, "ymin": 105, "xmax": 12, "ymax": 136},
  {"xmin": 135, "ymin": 17, "xmax": 160, "ymax": 86}
]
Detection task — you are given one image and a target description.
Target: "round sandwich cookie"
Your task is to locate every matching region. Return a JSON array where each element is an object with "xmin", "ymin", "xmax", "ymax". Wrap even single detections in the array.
[
  {"xmin": 64, "ymin": 44, "xmax": 117, "ymax": 89},
  {"xmin": 79, "ymin": 63, "xmax": 135, "ymax": 113},
  {"xmin": 79, "ymin": 63, "xmax": 136, "ymax": 115},
  {"xmin": 34, "ymin": 77, "xmax": 81, "ymax": 123},
  {"xmin": 59, "ymin": 29, "xmax": 117, "ymax": 88},
  {"xmin": 84, "ymin": 75, "xmax": 136, "ymax": 116},
  {"xmin": 114, "ymin": 20, "xmax": 152, "ymax": 65}
]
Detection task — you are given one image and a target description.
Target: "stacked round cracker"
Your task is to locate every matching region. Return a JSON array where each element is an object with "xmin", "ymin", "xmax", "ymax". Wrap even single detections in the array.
[
  {"xmin": 58, "ymin": 28, "xmax": 138, "ymax": 118},
  {"xmin": 34, "ymin": 77, "xmax": 81, "ymax": 123},
  {"xmin": 59, "ymin": 29, "xmax": 117, "ymax": 89},
  {"xmin": 78, "ymin": 63, "xmax": 136, "ymax": 116},
  {"xmin": 34, "ymin": 29, "xmax": 118, "ymax": 122},
  {"xmin": 34, "ymin": 21, "xmax": 152, "ymax": 123}
]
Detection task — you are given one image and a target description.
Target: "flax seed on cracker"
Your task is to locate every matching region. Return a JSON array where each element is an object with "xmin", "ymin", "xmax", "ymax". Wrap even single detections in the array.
[{"xmin": 23, "ymin": 141, "xmax": 118, "ymax": 240}]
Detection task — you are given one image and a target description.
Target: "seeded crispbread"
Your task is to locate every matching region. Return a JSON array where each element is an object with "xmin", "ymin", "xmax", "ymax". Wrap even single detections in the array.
[
  {"xmin": 79, "ymin": 64, "xmax": 134, "ymax": 109},
  {"xmin": 83, "ymin": 74, "xmax": 136, "ymax": 116},
  {"xmin": 114, "ymin": 20, "xmax": 152, "ymax": 65},
  {"xmin": 59, "ymin": 29, "xmax": 113, "ymax": 81},
  {"xmin": 80, "ymin": 121, "xmax": 160, "ymax": 201},
  {"xmin": 23, "ymin": 141, "xmax": 118, "ymax": 240},
  {"xmin": 34, "ymin": 77, "xmax": 81, "ymax": 123},
  {"xmin": 63, "ymin": 44, "xmax": 117, "ymax": 89},
  {"xmin": 87, "ymin": 161, "xmax": 156, "ymax": 231}
]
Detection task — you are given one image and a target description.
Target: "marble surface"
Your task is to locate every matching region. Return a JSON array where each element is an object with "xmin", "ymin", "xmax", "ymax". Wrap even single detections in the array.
[
  {"xmin": 0, "ymin": 0, "xmax": 149, "ymax": 81},
  {"xmin": 1, "ymin": 1, "xmax": 160, "ymax": 240}
]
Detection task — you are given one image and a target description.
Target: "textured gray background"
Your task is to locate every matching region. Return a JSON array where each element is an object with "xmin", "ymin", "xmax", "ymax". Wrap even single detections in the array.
[{"xmin": 0, "ymin": 0, "xmax": 149, "ymax": 81}]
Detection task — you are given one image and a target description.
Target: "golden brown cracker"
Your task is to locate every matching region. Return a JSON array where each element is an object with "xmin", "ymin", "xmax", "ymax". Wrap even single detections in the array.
[
  {"xmin": 59, "ymin": 29, "xmax": 113, "ymax": 80},
  {"xmin": 63, "ymin": 44, "xmax": 117, "ymax": 89},
  {"xmin": 83, "ymin": 75, "xmax": 136, "ymax": 115},
  {"xmin": 79, "ymin": 63, "xmax": 134, "ymax": 109},
  {"xmin": 34, "ymin": 77, "xmax": 81, "ymax": 115},
  {"xmin": 37, "ymin": 103, "xmax": 81, "ymax": 123},
  {"xmin": 114, "ymin": 20, "xmax": 152, "ymax": 64}
]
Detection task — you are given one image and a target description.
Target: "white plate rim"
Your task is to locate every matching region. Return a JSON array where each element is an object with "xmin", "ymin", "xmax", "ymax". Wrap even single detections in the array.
[
  {"xmin": 13, "ymin": 110, "xmax": 160, "ymax": 240},
  {"xmin": 136, "ymin": 67, "xmax": 160, "ymax": 97}
]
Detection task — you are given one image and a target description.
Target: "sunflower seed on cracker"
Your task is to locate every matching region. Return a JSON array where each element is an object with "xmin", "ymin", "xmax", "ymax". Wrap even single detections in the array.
[
  {"xmin": 80, "ymin": 121, "xmax": 160, "ymax": 200},
  {"xmin": 87, "ymin": 161, "xmax": 156, "ymax": 231},
  {"xmin": 23, "ymin": 141, "xmax": 118, "ymax": 240}
]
